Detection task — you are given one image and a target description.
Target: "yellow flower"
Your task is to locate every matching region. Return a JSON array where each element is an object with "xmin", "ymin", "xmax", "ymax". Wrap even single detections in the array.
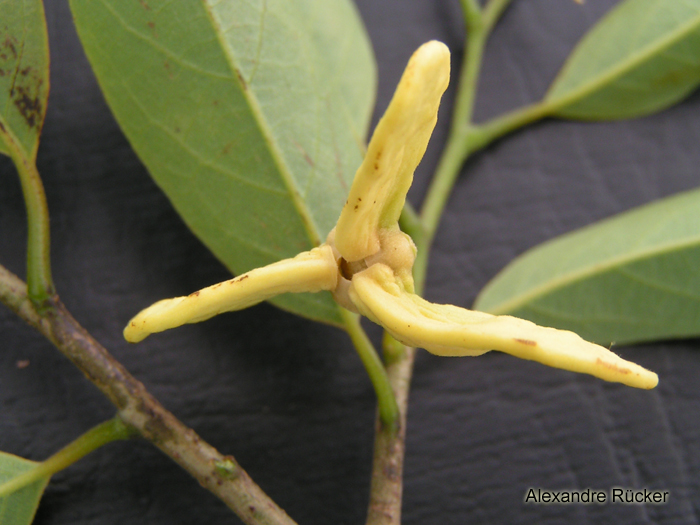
[{"xmin": 124, "ymin": 41, "xmax": 658, "ymax": 390}]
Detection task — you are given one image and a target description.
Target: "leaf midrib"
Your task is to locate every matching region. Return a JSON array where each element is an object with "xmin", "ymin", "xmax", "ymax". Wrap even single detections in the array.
[
  {"xmin": 483, "ymin": 234, "xmax": 700, "ymax": 315},
  {"xmin": 545, "ymin": 7, "xmax": 700, "ymax": 112},
  {"xmin": 203, "ymin": 1, "xmax": 324, "ymax": 249}
]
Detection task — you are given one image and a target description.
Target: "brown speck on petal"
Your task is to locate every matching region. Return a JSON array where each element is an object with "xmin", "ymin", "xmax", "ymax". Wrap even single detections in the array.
[
  {"xmin": 514, "ymin": 338, "xmax": 537, "ymax": 346},
  {"xmin": 596, "ymin": 357, "xmax": 631, "ymax": 375}
]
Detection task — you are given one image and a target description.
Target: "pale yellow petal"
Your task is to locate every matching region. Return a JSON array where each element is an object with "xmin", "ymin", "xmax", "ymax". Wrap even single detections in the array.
[
  {"xmin": 349, "ymin": 264, "xmax": 658, "ymax": 389},
  {"xmin": 334, "ymin": 41, "xmax": 450, "ymax": 262},
  {"xmin": 124, "ymin": 245, "xmax": 338, "ymax": 343}
]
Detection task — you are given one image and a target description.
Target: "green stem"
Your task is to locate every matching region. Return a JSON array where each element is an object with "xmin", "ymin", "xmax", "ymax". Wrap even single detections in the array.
[
  {"xmin": 414, "ymin": 135, "xmax": 469, "ymax": 294},
  {"xmin": 417, "ymin": 0, "xmax": 492, "ymax": 282},
  {"xmin": 341, "ymin": 309, "xmax": 399, "ymax": 430},
  {"xmin": 415, "ymin": 0, "xmax": 520, "ymax": 291},
  {"xmin": 7, "ymin": 146, "xmax": 54, "ymax": 307},
  {"xmin": 365, "ymin": 334, "xmax": 415, "ymax": 525},
  {"xmin": 451, "ymin": 8, "xmax": 485, "ymax": 135},
  {"xmin": 0, "ymin": 416, "xmax": 133, "ymax": 499},
  {"xmin": 469, "ymin": 100, "xmax": 551, "ymax": 151},
  {"xmin": 482, "ymin": 0, "xmax": 515, "ymax": 34},
  {"xmin": 460, "ymin": 0, "xmax": 482, "ymax": 26}
]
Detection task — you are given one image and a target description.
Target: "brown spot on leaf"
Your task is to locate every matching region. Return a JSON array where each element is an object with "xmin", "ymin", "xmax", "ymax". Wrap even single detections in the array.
[
  {"xmin": 0, "ymin": 36, "xmax": 45, "ymax": 129},
  {"xmin": 12, "ymin": 83, "xmax": 43, "ymax": 129},
  {"xmin": 163, "ymin": 60, "xmax": 174, "ymax": 79},
  {"xmin": 235, "ymin": 68, "xmax": 247, "ymax": 91},
  {"xmin": 147, "ymin": 21, "xmax": 158, "ymax": 38},
  {"xmin": 514, "ymin": 338, "xmax": 536, "ymax": 346},
  {"xmin": 1, "ymin": 35, "xmax": 18, "ymax": 60},
  {"xmin": 595, "ymin": 358, "xmax": 631, "ymax": 375},
  {"xmin": 139, "ymin": 0, "xmax": 151, "ymax": 9},
  {"xmin": 221, "ymin": 142, "xmax": 235, "ymax": 155}
]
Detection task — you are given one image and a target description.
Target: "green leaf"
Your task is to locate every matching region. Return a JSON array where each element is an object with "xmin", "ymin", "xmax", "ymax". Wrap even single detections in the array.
[
  {"xmin": 70, "ymin": 0, "xmax": 376, "ymax": 326},
  {"xmin": 0, "ymin": 0, "xmax": 50, "ymax": 160},
  {"xmin": 545, "ymin": 0, "xmax": 700, "ymax": 120},
  {"xmin": 474, "ymin": 187, "xmax": 700, "ymax": 345},
  {"xmin": 0, "ymin": 451, "xmax": 50, "ymax": 525}
]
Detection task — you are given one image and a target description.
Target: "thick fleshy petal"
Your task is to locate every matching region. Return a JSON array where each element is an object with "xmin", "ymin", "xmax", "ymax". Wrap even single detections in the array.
[
  {"xmin": 349, "ymin": 264, "xmax": 658, "ymax": 389},
  {"xmin": 124, "ymin": 245, "xmax": 338, "ymax": 343},
  {"xmin": 334, "ymin": 41, "xmax": 450, "ymax": 262}
]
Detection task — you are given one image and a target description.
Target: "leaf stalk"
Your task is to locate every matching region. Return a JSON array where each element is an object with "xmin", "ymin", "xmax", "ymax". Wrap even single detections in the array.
[
  {"xmin": 7, "ymin": 145, "xmax": 54, "ymax": 307},
  {"xmin": 0, "ymin": 416, "xmax": 133, "ymax": 499}
]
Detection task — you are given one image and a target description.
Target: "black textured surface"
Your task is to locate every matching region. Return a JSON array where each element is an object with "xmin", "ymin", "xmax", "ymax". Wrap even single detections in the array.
[{"xmin": 1, "ymin": 1, "xmax": 699, "ymax": 524}]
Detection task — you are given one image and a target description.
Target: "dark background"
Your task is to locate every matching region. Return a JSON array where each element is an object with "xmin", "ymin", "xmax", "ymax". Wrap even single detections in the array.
[{"xmin": 2, "ymin": 1, "xmax": 699, "ymax": 523}]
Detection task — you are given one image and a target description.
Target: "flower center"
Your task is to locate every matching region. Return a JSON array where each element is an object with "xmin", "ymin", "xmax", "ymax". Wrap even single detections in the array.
[{"xmin": 327, "ymin": 227, "xmax": 417, "ymax": 312}]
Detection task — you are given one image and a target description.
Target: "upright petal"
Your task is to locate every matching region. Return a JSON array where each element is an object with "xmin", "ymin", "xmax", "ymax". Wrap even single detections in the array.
[
  {"xmin": 124, "ymin": 245, "xmax": 338, "ymax": 343},
  {"xmin": 334, "ymin": 41, "xmax": 450, "ymax": 262},
  {"xmin": 349, "ymin": 264, "xmax": 658, "ymax": 389}
]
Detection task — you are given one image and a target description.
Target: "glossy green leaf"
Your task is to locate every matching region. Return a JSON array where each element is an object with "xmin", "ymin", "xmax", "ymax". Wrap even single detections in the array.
[
  {"xmin": 0, "ymin": 451, "xmax": 50, "ymax": 525},
  {"xmin": 70, "ymin": 0, "xmax": 376, "ymax": 326},
  {"xmin": 0, "ymin": 0, "xmax": 49, "ymax": 160},
  {"xmin": 545, "ymin": 0, "xmax": 700, "ymax": 120},
  {"xmin": 474, "ymin": 187, "xmax": 700, "ymax": 345}
]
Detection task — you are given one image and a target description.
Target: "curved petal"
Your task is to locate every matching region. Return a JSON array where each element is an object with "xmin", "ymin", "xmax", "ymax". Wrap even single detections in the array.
[
  {"xmin": 124, "ymin": 245, "xmax": 338, "ymax": 343},
  {"xmin": 334, "ymin": 41, "xmax": 450, "ymax": 262},
  {"xmin": 349, "ymin": 264, "xmax": 658, "ymax": 389}
]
